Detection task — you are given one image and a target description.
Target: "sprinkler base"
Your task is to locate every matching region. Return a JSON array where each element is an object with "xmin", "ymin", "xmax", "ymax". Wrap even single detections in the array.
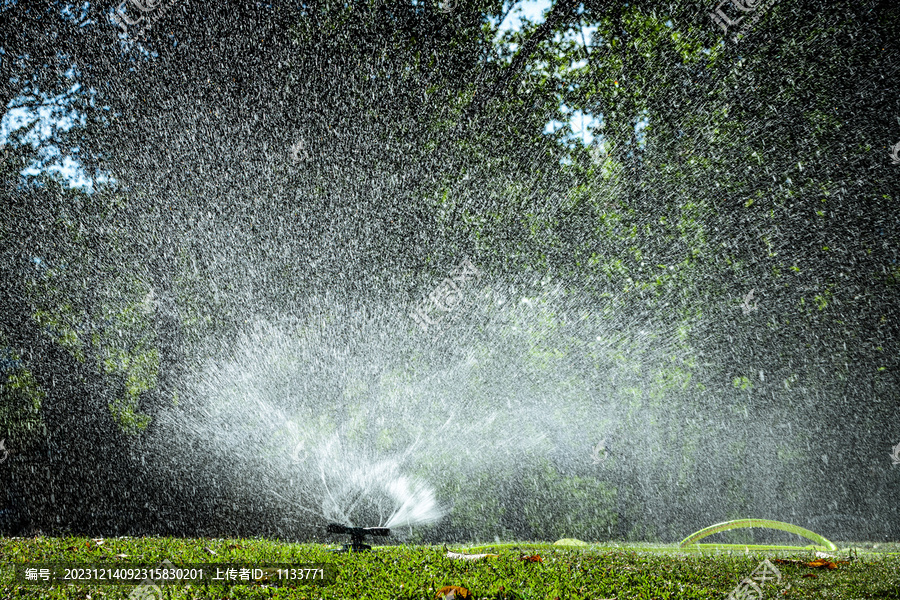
[
  {"xmin": 326, "ymin": 522, "xmax": 389, "ymax": 553},
  {"xmin": 328, "ymin": 542, "xmax": 373, "ymax": 553}
]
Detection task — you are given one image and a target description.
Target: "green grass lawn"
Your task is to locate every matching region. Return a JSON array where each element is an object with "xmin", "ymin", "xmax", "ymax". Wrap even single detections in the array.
[{"xmin": 1, "ymin": 536, "xmax": 898, "ymax": 599}]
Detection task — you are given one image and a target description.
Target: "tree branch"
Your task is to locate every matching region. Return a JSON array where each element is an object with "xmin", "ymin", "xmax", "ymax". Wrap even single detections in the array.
[{"xmin": 462, "ymin": 0, "xmax": 581, "ymax": 125}]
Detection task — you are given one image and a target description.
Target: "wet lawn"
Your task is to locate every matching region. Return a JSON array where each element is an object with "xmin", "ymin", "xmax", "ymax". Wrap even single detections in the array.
[{"xmin": 1, "ymin": 536, "xmax": 898, "ymax": 599}]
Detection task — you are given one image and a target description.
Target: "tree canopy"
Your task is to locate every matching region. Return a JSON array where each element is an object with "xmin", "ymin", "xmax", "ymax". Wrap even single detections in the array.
[{"xmin": 1, "ymin": 0, "xmax": 898, "ymax": 541}]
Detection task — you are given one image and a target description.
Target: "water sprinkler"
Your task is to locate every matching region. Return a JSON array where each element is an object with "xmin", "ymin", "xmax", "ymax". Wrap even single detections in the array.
[{"xmin": 326, "ymin": 522, "xmax": 390, "ymax": 552}]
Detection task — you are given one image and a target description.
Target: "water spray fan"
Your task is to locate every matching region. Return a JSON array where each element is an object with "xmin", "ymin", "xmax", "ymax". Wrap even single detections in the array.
[{"xmin": 326, "ymin": 522, "xmax": 390, "ymax": 552}]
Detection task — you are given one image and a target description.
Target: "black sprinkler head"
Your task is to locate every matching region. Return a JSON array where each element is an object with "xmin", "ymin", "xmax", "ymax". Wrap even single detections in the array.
[{"xmin": 326, "ymin": 522, "xmax": 390, "ymax": 552}]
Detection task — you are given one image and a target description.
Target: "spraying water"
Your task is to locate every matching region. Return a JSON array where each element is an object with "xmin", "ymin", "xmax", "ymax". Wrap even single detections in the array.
[
  {"xmin": 2, "ymin": 0, "xmax": 897, "ymax": 544},
  {"xmin": 152, "ymin": 314, "xmax": 557, "ymax": 534}
]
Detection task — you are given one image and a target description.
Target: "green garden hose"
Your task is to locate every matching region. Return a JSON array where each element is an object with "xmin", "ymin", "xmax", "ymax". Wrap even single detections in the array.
[{"xmin": 679, "ymin": 518, "xmax": 838, "ymax": 551}]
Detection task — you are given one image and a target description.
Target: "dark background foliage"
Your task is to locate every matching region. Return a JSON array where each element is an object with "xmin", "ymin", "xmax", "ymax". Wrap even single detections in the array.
[{"xmin": 1, "ymin": 0, "xmax": 898, "ymax": 543}]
